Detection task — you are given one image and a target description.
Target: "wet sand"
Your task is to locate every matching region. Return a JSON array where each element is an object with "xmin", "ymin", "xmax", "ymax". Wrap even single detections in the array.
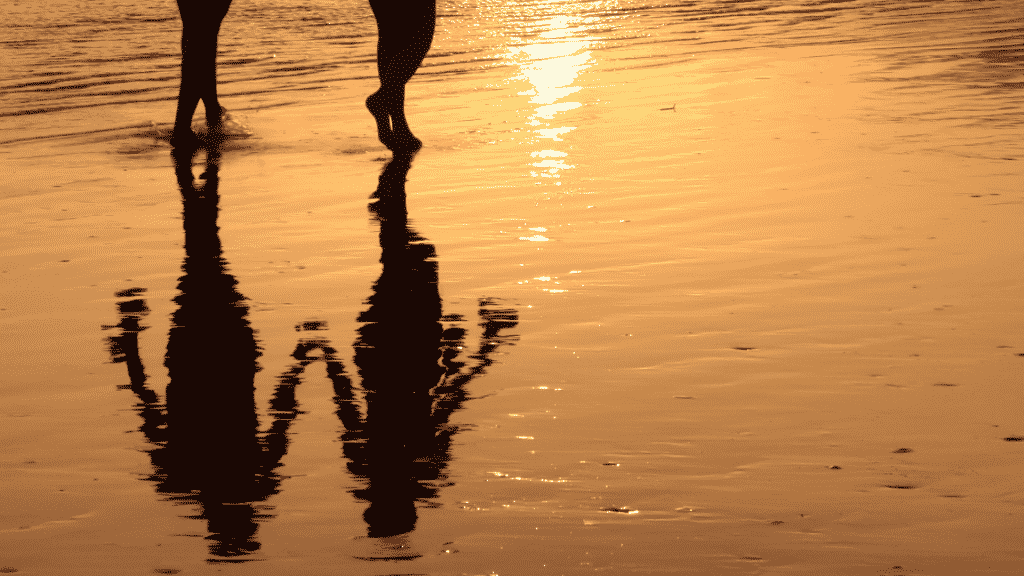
[{"xmin": 3, "ymin": 1, "xmax": 1024, "ymax": 574}]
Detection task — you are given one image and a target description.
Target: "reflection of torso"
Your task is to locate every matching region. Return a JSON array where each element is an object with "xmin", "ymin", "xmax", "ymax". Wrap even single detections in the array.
[
  {"xmin": 151, "ymin": 155, "xmax": 270, "ymax": 558},
  {"xmin": 357, "ymin": 236, "xmax": 444, "ymax": 417},
  {"xmin": 163, "ymin": 189, "xmax": 261, "ymax": 497}
]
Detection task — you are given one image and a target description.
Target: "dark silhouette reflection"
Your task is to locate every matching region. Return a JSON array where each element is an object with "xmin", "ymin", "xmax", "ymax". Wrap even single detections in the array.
[
  {"xmin": 104, "ymin": 148, "xmax": 297, "ymax": 562},
  {"xmin": 105, "ymin": 150, "xmax": 518, "ymax": 557},
  {"xmin": 172, "ymin": 0, "xmax": 233, "ymax": 149},
  {"xmin": 338, "ymin": 154, "xmax": 519, "ymax": 542},
  {"xmin": 164, "ymin": 147, "xmax": 264, "ymax": 558},
  {"xmin": 365, "ymin": 0, "xmax": 436, "ymax": 152}
]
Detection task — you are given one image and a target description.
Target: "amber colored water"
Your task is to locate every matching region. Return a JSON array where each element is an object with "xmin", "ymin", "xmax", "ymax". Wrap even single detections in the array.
[{"xmin": 2, "ymin": 0, "xmax": 1022, "ymax": 574}]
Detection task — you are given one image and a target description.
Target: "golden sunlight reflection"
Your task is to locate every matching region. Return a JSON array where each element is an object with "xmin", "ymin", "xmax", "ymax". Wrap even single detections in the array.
[
  {"xmin": 507, "ymin": 11, "xmax": 596, "ymax": 166},
  {"xmin": 530, "ymin": 149, "xmax": 574, "ymax": 182},
  {"xmin": 504, "ymin": 8, "xmax": 601, "ymax": 262},
  {"xmin": 512, "ymin": 15, "xmax": 593, "ymax": 141}
]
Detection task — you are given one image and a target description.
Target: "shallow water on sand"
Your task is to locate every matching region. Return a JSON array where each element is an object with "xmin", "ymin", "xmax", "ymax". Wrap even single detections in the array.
[{"xmin": 2, "ymin": 0, "xmax": 1023, "ymax": 574}]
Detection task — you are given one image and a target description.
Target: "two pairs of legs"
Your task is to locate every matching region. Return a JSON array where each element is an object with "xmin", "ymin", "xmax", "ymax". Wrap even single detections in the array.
[{"xmin": 170, "ymin": 0, "xmax": 435, "ymax": 152}]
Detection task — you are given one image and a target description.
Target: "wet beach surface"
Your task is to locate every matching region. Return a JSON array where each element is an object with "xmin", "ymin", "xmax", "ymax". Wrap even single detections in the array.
[{"xmin": 2, "ymin": 0, "xmax": 1023, "ymax": 574}]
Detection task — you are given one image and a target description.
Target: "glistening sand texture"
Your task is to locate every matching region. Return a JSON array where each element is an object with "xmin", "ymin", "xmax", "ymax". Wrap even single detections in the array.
[{"xmin": 2, "ymin": 0, "xmax": 1023, "ymax": 574}]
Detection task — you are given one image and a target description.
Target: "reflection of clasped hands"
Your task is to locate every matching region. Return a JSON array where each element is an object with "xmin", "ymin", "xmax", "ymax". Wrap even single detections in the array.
[{"xmin": 171, "ymin": 0, "xmax": 435, "ymax": 152}]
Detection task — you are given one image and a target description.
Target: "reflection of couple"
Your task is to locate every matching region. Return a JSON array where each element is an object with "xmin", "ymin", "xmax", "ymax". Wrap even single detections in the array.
[
  {"xmin": 105, "ymin": 148, "xmax": 518, "ymax": 560},
  {"xmin": 172, "ymin": 0, "xmax": 433, "ymax": 152}
]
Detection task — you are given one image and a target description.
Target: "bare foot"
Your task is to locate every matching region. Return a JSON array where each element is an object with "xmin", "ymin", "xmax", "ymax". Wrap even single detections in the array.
[
  {"xmin": 385, "ymin": 130, "xmax": 422, "ymax": 153},
  {"xmin": 366, "ymin": 92, "xmax": 393, "ymax": 145},
  {"xmin": 206, "ymin": 106, "xmax": 226, "ymax": 132}
]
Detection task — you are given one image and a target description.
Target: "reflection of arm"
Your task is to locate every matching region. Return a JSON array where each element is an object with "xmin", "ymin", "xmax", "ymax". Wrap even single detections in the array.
[
  {"xmin": 329, "ymin": 355, "xmax": 363, "ymax": 435},
  {"xmin": 260, "ymin": 360, "xmax": 301, "ymax": 481},
  {"xmin": 259, "ymin": 337, "xmax": 361, "ymax": 479},
  {"xmin": 104, "ymin": 291, "xmax": 168, "ymax": 445},
  {"xmin": 430, "ymin": 300, "xmax": 519, "ymax": 425},
  {"xmin": 260, "ymin": 336, "xmax": 363, "ymax": 468}
]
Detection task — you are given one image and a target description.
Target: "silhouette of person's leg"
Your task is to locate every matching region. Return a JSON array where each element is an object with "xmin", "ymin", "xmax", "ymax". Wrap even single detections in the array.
[
  {"xmin": 172, "ymin": 0, "xmax": 233, "ymax": 148},
  {"xmin": 366, "ymin": 0, "xmax": 436, "ymax": 152}
]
